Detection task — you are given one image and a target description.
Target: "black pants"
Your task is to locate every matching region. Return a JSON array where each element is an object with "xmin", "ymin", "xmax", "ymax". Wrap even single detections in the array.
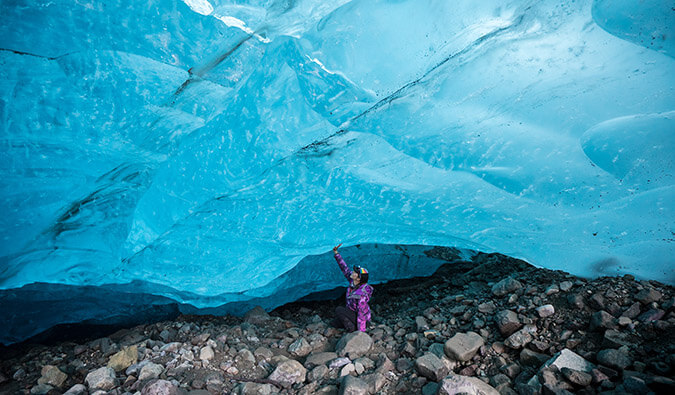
[{"xmin": 332, "ymin": 306, "xmax": 357, "ymax": 332}]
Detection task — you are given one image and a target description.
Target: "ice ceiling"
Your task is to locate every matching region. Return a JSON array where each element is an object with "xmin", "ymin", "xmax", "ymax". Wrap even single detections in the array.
[{"xmin": 0, "ymin": 0, "xmax": 674, "ymax": 342}]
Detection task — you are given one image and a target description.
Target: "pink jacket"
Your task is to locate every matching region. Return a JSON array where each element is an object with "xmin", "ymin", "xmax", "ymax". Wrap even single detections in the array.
[{"xmin": 334, "ymin": 253, "xmax": 373, "ymax": 331}]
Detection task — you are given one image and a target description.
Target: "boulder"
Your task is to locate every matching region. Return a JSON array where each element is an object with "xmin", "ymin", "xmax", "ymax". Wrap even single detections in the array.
[
  {"xmin": 542, "ymin": 349, "xmax": 594, "ymax": 373},
  {"xmin": 519, "ymin": 348, "xmax": 549, "ymax": 368},
  {"xmin": 492, "ymin": 277, "xmax": 523, "ymax": 297},
  {"xmin": 141, "ymin": 379, "xmax": 183, "ymax": 395},
  {"xmin": 244, "ymin": 306, "xmax": 271, "ymax": 325},
  {"xmin": 415, "ymin": 353, "xmax": 449, "ymax": 382},
  {"xmin": 602, "ymin": 329, "xmax": 633, "ymax": 348},
  {"xmin": 336, "ymin": 331, "xmax": 373, "ymax": 359},
  {"xmin": 597, "ymin": 348, "xmax": 632, "ymax": 370},
  {"xmin": 504, "ymin": 326, "xmax": 536, "ymax": 349},
  {"xmin": 199, "ymin": 346, "xmax": 215, "ymax": 361},
  {"xmin": 268, "ymin": 359, "xmax": 306, "ymax": 387},
  {"xmin": 288, "ymin": 337, "xmax": 312, "ymax": 358},
  {"xmin": 495, "ymin": 310, "xmax": 522, "ymax": 336},
  {"xmin": 63, "ymin": 384, "xmax": 87, "ymax": 395},
  {"xmin": 108, "ymin": 345, "xmax": 138, "ymax": 372},
  {"xmin": 535, "ymin": 304, "xmax": 555, "ymax": 318},
  {"xmin": 636, "ymin": 288, "xmax": 662, "ymax": 304},
  {"xmin": 438, "ymin": 373, "xmax": 499, "ymax": 395},
  {"xmin": 305, "ymin": 352, "xmax": 338, "ymax": 368},
  {"xmin": 339, "ymin": 375, "xmax": 369, "ymax": 395},
  {"xmin": 234, "ymin": 382, "xmax": 275, "ymax": 395},
  {"xmin": 85, "ymin": 367, "xmax": 118, "ymax": 391},
  {"xmin": 589, "ymin": 310, "xmax": 616, "ymax": 331},
  {"xmin": 139, "ymin": 362, "xmax": 164, "ymax": 381},
  {"xmin": 29, "ymin": 384, "xmax": 53, "ymax": 395},
  {"xmin": 37, "ymin": 365, "xmax": 67, "ymax": 387},
  {"xmin": 621, "ymin": 302, "xmax": 641, "ymax": 319},
  {"xmin": 444, "ymin": 331, "xmax": 484, "ymax": 361},
  {"xmin": 561, "ymin": 367, "xmax": 592, "ymax": 387}
]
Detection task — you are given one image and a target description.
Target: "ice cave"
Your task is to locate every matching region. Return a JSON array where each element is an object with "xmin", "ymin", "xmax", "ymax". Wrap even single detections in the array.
[{"xmin": 0, "ymin": 0, "xmax": 673, "ymax": 344}]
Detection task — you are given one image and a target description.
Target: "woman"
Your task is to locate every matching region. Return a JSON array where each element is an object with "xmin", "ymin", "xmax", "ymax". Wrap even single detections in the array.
[{"xmin": 332, "ymin": 243, "xmax": 374, "ymax": 332}]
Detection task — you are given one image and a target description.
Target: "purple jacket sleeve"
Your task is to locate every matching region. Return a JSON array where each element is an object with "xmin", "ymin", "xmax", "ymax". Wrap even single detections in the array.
[
  {"xmin": 356, "ymin": 285, "xmax": 373, "ymax": 332},
  {"xmin": 334, "ymin": 253, "xmax": 351, "ymax": 280}
]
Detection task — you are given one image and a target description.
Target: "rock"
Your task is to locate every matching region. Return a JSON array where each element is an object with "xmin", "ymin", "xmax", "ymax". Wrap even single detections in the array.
[
  {"xmin": 37, "ymin": 365, "xmax": 67, "ymax": 387},
  {"xmin": 268, "ymin": 359, "xmax": 306, "ymax": 387},
  {"xmin": 422, "ymin": 382, "xmax": 439, "ymax": 395},
  {"xmin": 438, "ymin": 373, "xmax": 499, "ymax": 395},
  {"xmin": 560, "ymin": 367, "xmax": 592, "ymax": 387},
  {"xmin": 340, "ymin": 363, "xmax": 356, "ymax": 377},
  {"xmin": 235, "ymin": 348, "xmax": 256, "ymax": 366},
  {"xmin": 621, "ymin": 302, "xmax": 641, "ymax": 319},
  {"xmin": 504, "ymin": 326, "xmax": 536, "ymax": 349},
  {"xmin": 589, "ymin": 310, "xmax": 616, "ymax": 331},
  {"xmin": 444, "ymin": 331, "xmax": 484, "ymax": 361},
  {"xmin": 597, "ymin": 348, "xmax": 632, "ymax": 370},
  {"xmin": 478, "ymin": 301, "xmax": 496, "ymax": 314},
  {"xmin": 329, "ymin": 357, "xmax": 352, "ymax": 369},
  {"xmin": 623, "ymin": 375, "xmax": 650, "ymax": 394},
  {"xmin": 288, "ymin": 337, "xmax": 312, "ymax": 358},
  {"xmin": 415, "ymin": 353, "xmax": 449, "ymax": 382},
  {"xmin": 559, "ymin": 281, "xmax": 573, "ymax": 291},
  {"xmin": 244, "ymin": 306, "xmax": 270, "ymax": 325},
  {"xmin": 618, "ymin": 316, "xmax": 632, "ymax": 326},
  {"xmin": 141, "ymin": 379, "xmax": 182, "ymax": 395},
  {"xmin": 520, "ymin": 348, "xmax": 549, "ymax": 368},
  {"xmin": 336, "ymin": 331, "xmax": 373, "ymax": 359},
  {"xmin": 30, "ymin": 384, "xmax": 53, "ymax": 395},
  {"xmin": 108, "ymin": 345, "xmax": 138, "ymax": 372},
  {"xmin": 63, "ymin": 383, "xmax": 87, "ymax": 395},
  {"xmin": 589, "ymin": 293, "xmax": 606, "ymax": 310},
  {"xmin": 308, "ymin": 365, "xmax": 328, "ymax": 381},
  {"xmin": 602, "ymin": 329, "xmax": 632, "ymax": 348},
  {"xmin": 254, "ymin": 346, "xmax": 274, "ymax": 361},
  {"xmin": 636, "ymin": 288, "xmax": 662, "ymax": 304},
  {"xmin": 501, "ymin": 363, "xmax": 521, "ymax": 379},
  {"xmin": 199, "ymin": 346, "xmax": 215, "ymax": 361},
  {"xmin": 542, "ymin": 349, "xmax": 594, "ymax": 373},
  {"xmin": 305, "ymin": 352, "xmax": 338, "ymax": 368},
  {"xmin": 416, "ymin": 316, "xmax": 430, "ymax": 331},
  {"xmin": 567, "ymin": 293, "xmax": 585, "ymax": 309},
  {"xmin": 85, "ymin": 367, "xmax": 118, "ymax": 391},
  {"xmin": 339, "ymin": 375, "xmax": 368, "ymax": 395},
  {"xmin": 637, "ymin": 308, "xmax": 665, "ymax": 322},
  {"xmin": 234, "ymin": 382, "xmax": 275, "ymax": 395},
  {"xmin": 495, "ymin": 310, "xmax": 522, "ymax": 336},
  {"xmin": 536, "ymin": 304, "xmax": 555, "ymax": 318},
  {"xmin": 139, "ymin": 362, "xmax": 164, "ymax": 381},
  {"xmin": 492, "ymin": 277, "xmax": 523, "ymax": 297}
]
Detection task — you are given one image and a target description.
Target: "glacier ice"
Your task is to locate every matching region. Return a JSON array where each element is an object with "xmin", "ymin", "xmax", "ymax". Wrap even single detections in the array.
[{"xmin": 0, "ymin": 0, "xmax": 673, "ymax": 344}]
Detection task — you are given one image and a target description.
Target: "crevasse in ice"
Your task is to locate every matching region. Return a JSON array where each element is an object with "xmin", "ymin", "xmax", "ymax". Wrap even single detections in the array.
[{"xmin": 0, "ymin": 0, "xmax": 673, "ymax": 343}]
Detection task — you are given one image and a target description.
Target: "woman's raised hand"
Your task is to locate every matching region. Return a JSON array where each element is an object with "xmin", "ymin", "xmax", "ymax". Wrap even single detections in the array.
[{"xmin": 333, "ymin": 243, "xmax": 342, "ymax": 254}]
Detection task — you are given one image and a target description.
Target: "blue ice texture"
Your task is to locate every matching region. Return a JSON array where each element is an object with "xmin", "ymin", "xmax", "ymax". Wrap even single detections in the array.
[{"xmin": 0, "ymin": 0, "xmax": 673, "ymax": 344}]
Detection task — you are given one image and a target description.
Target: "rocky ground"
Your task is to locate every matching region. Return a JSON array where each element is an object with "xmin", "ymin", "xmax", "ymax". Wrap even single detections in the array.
[{"xmin": 1, "ymin": 251, "xmax": 674, "ymax": 395}]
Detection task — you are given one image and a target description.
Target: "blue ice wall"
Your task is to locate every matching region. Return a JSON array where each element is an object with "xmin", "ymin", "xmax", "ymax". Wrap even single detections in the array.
[{"xmin": 0, "ymin": 0, "xmax": 673, "ymax": 342}]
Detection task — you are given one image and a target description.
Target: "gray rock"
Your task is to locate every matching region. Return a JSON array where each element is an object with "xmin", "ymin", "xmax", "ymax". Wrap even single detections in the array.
[
  {"xmin": 339, "ymin": 375, "xmax": 368, "ymax": 395},
  {"xmin": 234, "ymin": 382, "xmax": 274, "ymax": 395},
  {"xmin": 336, "ymin": 331, "xmax": 373, "ymax": 359},
  {"xmin": 244, "ymin": 306, "xmax": 271, "ymax": 325},
  {"xmin": 492, "ymin": 277, "xmax": 523, "ymax": 297},
  {"xmin": 415, "ymin": 353, "xmax": 449, "ymax": 382},
  {"xmin": 254, "ymin": 346, "xmax": 274, "ymax": 361},
  {"xmin": 360, "ymin": 372, "xmax": 387, "ymax": 394},
  {"xmin": 520, "ymin": 348, "xmax": 549, "ymax": 368},
  {"xmin": 597, "ymin": 349, "xmax": 632, "ymax": 370},
  {"xmin": 559, "ymin": 281, "xmax": 573, "ymax": 291},
  {"xmin": 561, "ymin": 367, "xmax": 592, "ymax": 387},
  {"xmin": 542, "ymin": 349, "xmax": 594, "ymax": 373},
  {"xmin": 636, "ymin": 288, "xmax": 662, "ymax": 304},
  {"xmin": 416, "ymin": 316, "xmax": 430, "ymax": 331},
  {"xmin": 504, "ymin": 326, "xmax": 536, "ymax": 349},
  {"xmin": 305, "ymin": 352, "xmax": 338, "ymax": 368},
  {"xmin": 602, "ymin": 329, "xmax": 633, "ymax": 348},
  {"xmin": 478, "ymin": 301, "xmax": 496, "ymax": 314},
  {"xmin": 329, "ymin": 357, "xmax": 352, "ymax": 369},
  {"xmin": 308, "ymin": 365, "xmax": 328, "ymax": 381},
  {"xmin": 590, "ymin": 310, "xmax": 616, "ymax": 331},
  {"xmin": 85, "ymin": 367, "xmax": 118, "ymax": 391},
  {"xmin": 623, "ymin": 375, "xmax": 650, "ymax": 394},
  {"xmin": 63, "ymin": 384, "xmax": 87, "ymax": 395},
  {"xmin": 141, "ymin": 379, "xmax": 183, "ymax": 395},
  {"xmin": 38, "ymin": 365, "xmax": 67, "ymax": 387},
  {"xmin": 444, "ymin": 331, "xmax": 484, "ymax": 361},
  {"xmin": 536, "ymin": 304, "xmax": 555, "ymax": 318},
  {"xmin": 621, "ymin": 302, "xmax": 641, "ymax": 319},
  {"xmin": 268, "ymin": 359, "xmax": 306, "ymax": 387},
  {"xmin": 139, "ymin": 362, "xmax": 164, "ymax": 381},
  {"xmin": 637, "ymin": 308, "xmax": 665, "ymax": 323},
  {"xmin": 438, "ymin": 373, "xmax": 499, "ymax": 395},
  {"xmin": 199, "ymin": 346, "xmax": 215, "ymax": 361},
  {"xmin": 108, "ymin": 345, "xmax": 138, "ymax": 372},
  {"xmin": 288, "ymin": 337, "xmax": 312, "ymax": 358},
  {"xmin": 235, "ymin": 348, "xmax": 256, "ymax": 366},
  {"xmin": 589, "ymin": 293, "xmax": 606, "ymax": 310},
  {"xmin": 30, "ymin": 384, "xmax": 53, "ymax": 395},
  {"xmin": 422, "ymin": 382, "xmax": 439, "ymax": 395},
  {"xmin": 495, "ymin": 310, "xmax": 522, "ymax": 336}
]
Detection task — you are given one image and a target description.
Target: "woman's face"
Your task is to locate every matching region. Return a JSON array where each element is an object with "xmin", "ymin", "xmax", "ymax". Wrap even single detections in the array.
[{"xmin": 350, "ymin": 271, "xmax": 360, "ymax": 284}]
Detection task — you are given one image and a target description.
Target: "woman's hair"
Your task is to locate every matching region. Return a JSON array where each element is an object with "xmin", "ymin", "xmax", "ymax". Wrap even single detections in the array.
[{"xmin": 359, "ymin": 272, "xmax": 369, "ymax": 284}]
